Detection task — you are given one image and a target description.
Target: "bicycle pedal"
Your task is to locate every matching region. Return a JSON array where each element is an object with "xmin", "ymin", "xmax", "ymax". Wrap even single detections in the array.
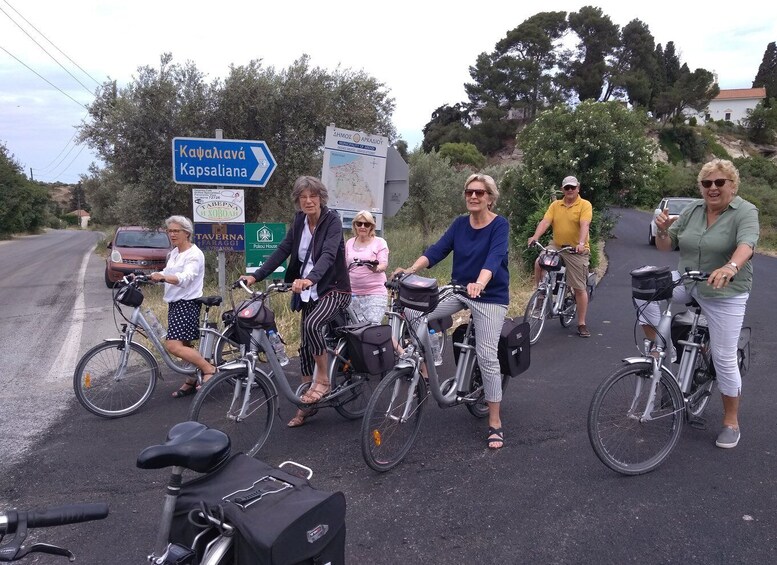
[{"xmin": 688, "ymin": 416, "xmax": 707, "ymax": 430}]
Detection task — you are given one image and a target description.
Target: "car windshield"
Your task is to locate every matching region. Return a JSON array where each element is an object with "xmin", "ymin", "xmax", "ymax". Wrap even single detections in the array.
[
  {"xmin": 115, "ymin": 231, "xmax": 171, "ymax": 248},
  {"xmin": 665, "ymin": 199, "xmax": 694, "ymax": 215}
]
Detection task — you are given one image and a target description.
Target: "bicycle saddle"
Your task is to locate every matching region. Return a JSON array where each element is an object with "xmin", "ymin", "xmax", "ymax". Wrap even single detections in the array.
[
  {"xmin": 195, "ymin": 296, "xmax": 223, "ymax": 307},
  {"xmin": 136, "ymin": 421, "xmax": 231, "ymax": 473}
]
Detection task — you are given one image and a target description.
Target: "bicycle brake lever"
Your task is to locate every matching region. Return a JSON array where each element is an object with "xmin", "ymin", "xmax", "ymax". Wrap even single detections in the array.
[{"xmin": 12, "ymin": 543, "xmax": 74, "ymax": 562}]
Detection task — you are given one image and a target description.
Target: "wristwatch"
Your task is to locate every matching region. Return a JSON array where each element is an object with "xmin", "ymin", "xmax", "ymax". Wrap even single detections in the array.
[{"xmin": 727, "ymin": 262, "xmax": 738, "ymax": 271}]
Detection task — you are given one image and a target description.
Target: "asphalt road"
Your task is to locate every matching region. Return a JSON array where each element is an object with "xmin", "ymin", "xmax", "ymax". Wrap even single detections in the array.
[{"xmin": 1, "ymin": 215, "xmax": 776, "ymax": 564}]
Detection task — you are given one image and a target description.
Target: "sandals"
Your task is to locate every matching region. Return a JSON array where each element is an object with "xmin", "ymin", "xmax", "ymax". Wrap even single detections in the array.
[
  {"xmin": 287, "ymin": 408, "xmax": 319, "ymax": 428},
  {"xmin": 172, "ymin": 378, "xmax": 198, "ymax": 398},
  {"xmin": 197, "ymin": 372, "xmax": 216, "ymax": 391},
  {"xmin": 300, "ymin": 384, "xmax": 331, "ymax": 405},
  {"xmin": 487, "ymin": 427, "xmax": 505, "ymax": 450}
]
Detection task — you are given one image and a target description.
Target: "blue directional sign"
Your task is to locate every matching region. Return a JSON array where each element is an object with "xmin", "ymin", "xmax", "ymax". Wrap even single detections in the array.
[{"xmin": 172, "ymin": 137, "xmax": 277, "ymax": 188}]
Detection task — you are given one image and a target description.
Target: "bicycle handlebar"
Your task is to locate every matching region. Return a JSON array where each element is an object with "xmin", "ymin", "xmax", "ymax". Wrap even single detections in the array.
[{"xmin": 530, "ymin": 241, "xmax": 575, "ymax": 253}]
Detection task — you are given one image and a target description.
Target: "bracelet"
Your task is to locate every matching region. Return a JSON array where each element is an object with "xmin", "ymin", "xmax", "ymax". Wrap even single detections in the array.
[
  {"xmin": 657, "ymin": 230, "xmax": 669, "ymax": 239},
  {"xmin": 474, "ymin": 281, "xmax": 485, "ymax": 287},
  {"xmin": 723, "ymin": 264, "xmax": 738, "ymax": 274}
]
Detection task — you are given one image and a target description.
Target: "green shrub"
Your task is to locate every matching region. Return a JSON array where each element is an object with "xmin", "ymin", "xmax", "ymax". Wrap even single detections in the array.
[{"xmin": 438, "ymin": 142, "xmax": 486, "ymax": 169}]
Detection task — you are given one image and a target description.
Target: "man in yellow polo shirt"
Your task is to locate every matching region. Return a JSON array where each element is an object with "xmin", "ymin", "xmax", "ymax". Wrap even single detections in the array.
[{"xmin": 527, "ymin": 175, "xmax": 593, "ymax": 337}]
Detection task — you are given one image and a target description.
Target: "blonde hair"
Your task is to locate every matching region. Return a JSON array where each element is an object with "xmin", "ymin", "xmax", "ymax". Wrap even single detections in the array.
[
  {"xmin": 698, "ymin": 159, "xmax": 740, "ymax": 192},
  {"xmin": 351, "ymin": 210, "xmax": 376, "ymax": 238},
  {"xmin": 464, "ymin": 173, "xmax": 499, "ymax": 210}
]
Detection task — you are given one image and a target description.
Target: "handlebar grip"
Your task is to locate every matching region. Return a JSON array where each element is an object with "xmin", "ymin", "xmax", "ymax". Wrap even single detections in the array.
[{"xmin": 23, "ymin": 503, "xmax": 109, "ymax": 529}]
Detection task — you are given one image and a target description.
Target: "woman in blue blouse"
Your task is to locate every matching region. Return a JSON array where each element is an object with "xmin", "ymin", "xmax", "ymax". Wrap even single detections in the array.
[{"xmin": 396, "ymin": 173, "xmax": 510, "ymax": 449}]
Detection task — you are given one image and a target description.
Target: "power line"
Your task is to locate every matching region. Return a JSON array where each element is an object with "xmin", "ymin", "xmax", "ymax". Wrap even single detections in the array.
[
  {"xmin": 0, "ymin": 44, "xmax": 88, "ymax": 110},
  {"xmin": 0, "ymin": 4, "xmax": 95, "ymax": 96},
  {"xmin": 35, "ymin": 143, "xmax": 88, "ymax": 183},
  {"xmin": 33, "ymin": 129, "xmax": 80, "ymax": 172}
]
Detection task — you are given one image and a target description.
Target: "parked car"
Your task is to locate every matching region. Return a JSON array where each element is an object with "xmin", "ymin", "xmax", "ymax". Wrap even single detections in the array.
[
  {"xmin": 105, "ymin": 226, "xmax": 172, "ymax": 287},
  {"xmin": 648, "ymin": 197, "xmax": 696, "ymax": 246}
]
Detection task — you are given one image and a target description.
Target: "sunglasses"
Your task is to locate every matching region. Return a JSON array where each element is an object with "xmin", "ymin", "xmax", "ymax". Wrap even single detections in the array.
[
  {"xmin": 354, "ymin": 221, "xmax": 373, "ymax": 228},
  {"xmin": 464, "ymin": 188, "xmax": 488, "ymax": 198},
  {"xmin": 700, "ymin": 179, "xmax": 731, "ymax": 188},
  {"xmin": 562, "ymin": 185, "xmax": 578, "ymax": 191}
]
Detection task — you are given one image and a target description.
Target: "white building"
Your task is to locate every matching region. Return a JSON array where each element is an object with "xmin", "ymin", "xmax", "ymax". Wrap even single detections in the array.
[{"xmin": 694, "ymin": 87, "xmax": 767, "ymax": 125}]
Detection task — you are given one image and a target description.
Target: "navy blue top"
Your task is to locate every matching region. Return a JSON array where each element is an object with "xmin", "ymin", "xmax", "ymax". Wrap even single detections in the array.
[{"xmin": 423, "ymin": 215, "xmax": 510, "ymax": 305}]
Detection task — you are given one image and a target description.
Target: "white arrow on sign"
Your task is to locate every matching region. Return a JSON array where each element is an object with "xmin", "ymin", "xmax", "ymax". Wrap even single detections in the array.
[{"xmin": 250, "ymin": 147, "xmax": 272, "ymax": 182}]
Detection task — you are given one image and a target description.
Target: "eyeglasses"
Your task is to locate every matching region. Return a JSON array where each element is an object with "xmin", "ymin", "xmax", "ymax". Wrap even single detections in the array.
[
  {"xmin": 700, "ymin": 179, "xmax": 731, "ymax": 188},
  {"xmin": 562, "ymin": 185, "xmax": 578, "ymax": 191},
  {"xmin": 464, "ymin": 189, "xmax": 487, "ymax": 198},
  {"xmin": 354, "ymin": 221, "xmax": 373, "ymax": 228},
  {"xmin": 167, "ymin": 229, "xmax": 184, "ymax": 234}
]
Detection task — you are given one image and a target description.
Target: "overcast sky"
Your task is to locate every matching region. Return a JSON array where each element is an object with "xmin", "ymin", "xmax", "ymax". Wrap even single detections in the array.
[{"xmin": 1, "ymin": 0, "xmax": 775, "ymax": 184}]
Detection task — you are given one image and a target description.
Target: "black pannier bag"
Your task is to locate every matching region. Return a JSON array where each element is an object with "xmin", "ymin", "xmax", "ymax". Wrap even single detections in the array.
[
  {"xmin": 538, "ymin": 251, "xmax": 563, "ymax": 271},
  {"xmin": 497, "ymin": 318, "xmax": 531, "ymax": 377},
  {"xmin": 451, "ymin": 319, "xmax": 531, "ymax": 378},
  {"xmin": 170, "ymin": 454, "xmax": 346, "ymax": 565},
  {"xmin": 115, "ymin": 284, "xmax": 143, "ymax": 307},
  {"xmin": 345, "ymin": 323, "xmax": 394, "ymax": 375},
  {"xmin": 630, "ymin": 265, "xmax": 674, "ymax": 301},
  {"xmin": 398, "ymin": 274, "xmax": 439, "ymax": 312},
  {"xmin": 231, "ymin": 297, "xmax": 277, "ymax": 347}
]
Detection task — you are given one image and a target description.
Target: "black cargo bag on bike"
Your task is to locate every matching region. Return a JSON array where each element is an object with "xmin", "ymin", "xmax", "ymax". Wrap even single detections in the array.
[
  {"xmin": 538, "ymin": 250, "xmax": 563, "ymax": 271},
  {"xmin": 115, "ymin": 284, "xmax": 143, "ymax": 307},
  {"xmin": 497, "ymin": 318, "xmax": 531, "ymax": 377},
  {"xmin": 230, "ymin": 297, "xmax": 277, "ymax": 347},
  {"xmin": 170, "ymin": 453, "xmax": 346, "ymax": 565},
  {"xmin": 630, "ymin": 265, "xmax": 673, "ymax": 301},
  {"xmin": 398, "ymin": 274, "xmax": 439, "ymax": 311},
  {"xmin": 345, "ymin": 323, "xmax": 394, "ymax": 375}
]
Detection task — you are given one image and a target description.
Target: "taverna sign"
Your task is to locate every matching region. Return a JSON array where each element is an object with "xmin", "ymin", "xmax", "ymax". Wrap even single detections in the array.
[{"xmin": 192, "ymin": 188, "xmax": 245, "ymax": 223}]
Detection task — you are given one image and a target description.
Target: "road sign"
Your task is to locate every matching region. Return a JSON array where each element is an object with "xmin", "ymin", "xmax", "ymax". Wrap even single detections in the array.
[
  {"xmin": 194, "ymin": 223, "xmax": 245, "ymax": 252},
  {"xmin": 172, "ymin": 137, "xmax": 277, "ymax": 187},
  {"xmin": 245, "ymin": 222, "xmax": 286, "ymax": 274}
]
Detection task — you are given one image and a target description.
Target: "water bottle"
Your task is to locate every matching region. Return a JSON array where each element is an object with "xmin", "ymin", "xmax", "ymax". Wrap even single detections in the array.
[
  {"xmin": 429, "ymin": 329, "xmax": 443, "ymax": 366},
  {"xmin": 268, "ymin": 330, "xmax": 289, "ymax": 366},
  {"xmin": 145, "ymin": 308, "xmax": 166, "ymax": 339}
]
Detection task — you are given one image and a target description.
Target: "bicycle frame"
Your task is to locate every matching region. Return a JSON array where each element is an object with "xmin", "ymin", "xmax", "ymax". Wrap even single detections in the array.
[{"xmin": 540, "ymin": 267, "xmax": 570, "ymax": 318}]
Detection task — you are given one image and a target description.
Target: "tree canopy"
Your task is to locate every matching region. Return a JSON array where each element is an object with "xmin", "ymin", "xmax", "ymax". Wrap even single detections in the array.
[
  {"xmin": 0, "ymin": 143, "xmax": 50, "ymax": 237},
  {"xmin": 753, "ymin": 42, "xmax": 777, "ymax": 102}
]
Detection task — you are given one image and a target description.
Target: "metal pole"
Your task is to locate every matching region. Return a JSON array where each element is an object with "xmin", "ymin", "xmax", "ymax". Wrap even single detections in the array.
[{"xmin": 215, "ymin": 129, "xmax": 226, "ymax": 298}]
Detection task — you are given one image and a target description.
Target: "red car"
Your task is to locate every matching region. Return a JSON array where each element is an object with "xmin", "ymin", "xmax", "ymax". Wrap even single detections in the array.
[{"xmin": 105, "ymin": 226, "xmax": 172, "ymax": 287}]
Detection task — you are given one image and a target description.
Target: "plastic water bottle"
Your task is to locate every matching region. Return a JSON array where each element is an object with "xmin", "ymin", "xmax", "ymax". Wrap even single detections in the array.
[
  {"xmin": 268, "ymin": 330, "xmax": 289, "ymax": 366},
  {"xmin": 429, "ymin": 329, "xmax": 443, "ymax": 366},
  {"xmin": 145, "ymin": 308, "xmax": 166, "ymax": 339}
]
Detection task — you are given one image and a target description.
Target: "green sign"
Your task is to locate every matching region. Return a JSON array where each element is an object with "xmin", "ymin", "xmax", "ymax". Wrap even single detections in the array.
[{"xmin": 245, "ymin": 223, "xmax": 286, "ymax": 274}]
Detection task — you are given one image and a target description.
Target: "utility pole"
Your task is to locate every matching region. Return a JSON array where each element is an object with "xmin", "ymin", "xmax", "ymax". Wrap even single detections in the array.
[{"xmin": 30, "ymin": 167, "xmax": 34, "ymax": 181}]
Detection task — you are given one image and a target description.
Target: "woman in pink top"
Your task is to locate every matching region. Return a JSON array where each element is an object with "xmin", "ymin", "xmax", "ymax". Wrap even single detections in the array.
[{"xmin": 345, "ymin": 211, "xmax": 389, "ymax": 323}]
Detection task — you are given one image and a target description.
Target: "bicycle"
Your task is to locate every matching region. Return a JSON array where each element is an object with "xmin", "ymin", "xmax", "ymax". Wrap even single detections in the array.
[
  {"xmin": 188, "ymin": 280, "xmax": 385, "ymax": 456},
  {"xmin": 360, "ymin": 278, "xmax": 512, "ymax": 472},
  {"xmin": 73, "ymin": 274, "xmax": 241, "ymax": 418},
  {"xmin": 523, "ymin": 241, "xmax": 582, "ymax": 345},
  {"xmin": 587, "ymin": 268, "xmax": 751, "ymax": 475},
  {"xmin": 0, "ymin": 503, "xmax": 108, "ymax": 561}
]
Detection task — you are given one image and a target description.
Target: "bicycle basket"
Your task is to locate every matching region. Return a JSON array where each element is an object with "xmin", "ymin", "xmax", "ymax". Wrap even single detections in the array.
[
  {"xmin": 115, "ymin": 284, "xmax": 143, "ymax": 307},
  {"xmin": 236, "ymin": 297, "xmax": 275, "ymax": 330},
  {"xmin": 630, "ymin": 265, "xmax": 673, "ymax": 301},
  {"xmin": 538, "ymin": 251, "xmax": 563, "ymax": 271},
  {"xmin": 398, "ymin": 274, "xmax": 439, "ymax": 311}
]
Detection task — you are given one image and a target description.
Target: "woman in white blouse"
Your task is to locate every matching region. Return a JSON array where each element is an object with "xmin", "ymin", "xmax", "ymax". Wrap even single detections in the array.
[{"xmin": 150, "ymin": 215, "xmax": 215, "ymax": 397}]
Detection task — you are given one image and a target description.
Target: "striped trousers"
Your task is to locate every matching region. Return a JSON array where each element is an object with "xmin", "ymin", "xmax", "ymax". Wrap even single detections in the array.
[{"xmin": 299, "ymin": 291, "xmax": 351, "ymax": 377}]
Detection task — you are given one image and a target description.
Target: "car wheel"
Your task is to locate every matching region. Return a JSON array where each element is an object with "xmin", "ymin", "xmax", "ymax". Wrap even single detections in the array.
[
  {"xmin": 648, "ymin": 226, "xmax": 655, "ymax": 246},
  {"xmin": 105, "ymin": 268, "xmax": 117, "ymax": 288}
]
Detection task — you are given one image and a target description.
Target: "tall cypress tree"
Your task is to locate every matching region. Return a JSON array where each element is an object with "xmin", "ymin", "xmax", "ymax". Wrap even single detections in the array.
[{"xmin": 753, "ymin": 42, "xmax": 777, "ymax": 103}]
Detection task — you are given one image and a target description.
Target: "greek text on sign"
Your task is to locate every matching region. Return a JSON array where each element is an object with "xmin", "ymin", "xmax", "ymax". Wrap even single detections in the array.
[
  {"xmin": 172, "ymin": 137, "xmax": 277, "ymax": 187},
  {"xmin": 192, "ymin": 189, "xmax": 245, "ymax": 223}
]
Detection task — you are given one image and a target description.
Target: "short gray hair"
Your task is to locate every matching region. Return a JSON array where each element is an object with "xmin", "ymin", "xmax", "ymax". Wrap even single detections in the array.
[
  {"xmin": 291, "ymin": 176, "xmax": 329, "ymax": 208},
  {"xmin": 165, "ymin": 215, "xmax": 194, "ymax": 238}
]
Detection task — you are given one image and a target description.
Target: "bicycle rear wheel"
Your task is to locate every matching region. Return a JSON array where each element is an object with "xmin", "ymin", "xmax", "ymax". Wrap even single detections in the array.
[
  {"xmin": 73, "ymin": 340, "xmax": 159, "ymax": 418},
  {"xmin": 523, "ymin": 289, "xmax": 548, "ymax": 345},
  {"xmin": 213, "ymin": 325, "xmax": 243, "ymax": 366},
  {"xmin": 189, "ymin": 368, "xmax": 277, "ymax": 457},
  {"xmin": 361, "ymin": 367, "xmax": 427, "ymax": 472},
  {"xmin": 587, "ymin": 362, "xmax": 684, "ymax": 475},
  {"xmin": 466, "ymin": 363, "xmax": 508, "ymax": 419},
  {"xmin": 559, "ymin": 288, "xmax": 576, "ymax": 328}
]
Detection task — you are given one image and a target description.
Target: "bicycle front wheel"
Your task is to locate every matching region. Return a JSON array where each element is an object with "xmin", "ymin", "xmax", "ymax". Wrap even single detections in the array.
[
  {"xmin": 523, "ymin": 289, "xmax": 548, "ymax": 345},
  {"xmin": 73, "ymin": 340, "xmax": 159, "ymax": 418},
  {"xmin": 587, "ymin": 362, "xmax": 684, "ymax": 475},
  {"xmin": 361, "ymin": 368, "xmax": 427, "ymax": 472},
  {"xmin": 559, "ymin": 288, "xmax": 576, "ymax": 328},
  {"xmin": 189, "ymin": 368, "xmax": 277, "ymax": 457}
]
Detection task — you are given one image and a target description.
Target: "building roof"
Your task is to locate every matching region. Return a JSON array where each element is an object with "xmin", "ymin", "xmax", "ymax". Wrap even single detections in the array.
[
  {"xmin": 714, "ymin": 88, "xmax": 767, "ymax": 101},
  {"xmin": 67, "ymin": 209, "xmax": 91, "ymax": 217}
]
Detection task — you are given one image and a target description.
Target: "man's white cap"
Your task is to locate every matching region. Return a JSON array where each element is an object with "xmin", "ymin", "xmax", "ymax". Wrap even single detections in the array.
[{"xmin": 562, "ymin": 176, "xmax": 579, "ymax": 187}]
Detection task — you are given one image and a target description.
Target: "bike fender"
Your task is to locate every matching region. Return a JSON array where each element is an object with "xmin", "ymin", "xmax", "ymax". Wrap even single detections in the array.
[
  {"xmin": 621, "ymin": 356, "xmax": 651, "ymax": 365},
  {"xmin": 393, "ymin": 358, "xmax": 415, "ymax": 370},
  {"xmin": 217, "ymin": 360, "xmax": 248, "ymax": 371}
]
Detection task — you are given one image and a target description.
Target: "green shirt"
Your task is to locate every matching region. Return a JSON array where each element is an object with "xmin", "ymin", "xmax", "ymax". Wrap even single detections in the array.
[{"xmin": 668, "ymin": 196, "xmax": 759, "ymax": 298}]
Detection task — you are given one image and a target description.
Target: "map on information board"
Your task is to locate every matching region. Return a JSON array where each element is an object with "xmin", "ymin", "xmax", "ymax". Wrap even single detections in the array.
[{"xmin": 322, "ymin": 126, "xmax": 388, "ymax": 229}]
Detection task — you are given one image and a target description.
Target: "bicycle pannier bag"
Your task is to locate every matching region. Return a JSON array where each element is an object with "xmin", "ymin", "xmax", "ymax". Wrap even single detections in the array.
[
  {"xmin": 171, "ymin": 454, "xmax": 346, "ymax": 565},
  {"xmin": 630, "ymin": 265, "xmax": 673, "ymax": 301},
  {"xmin": 345, "ymin": 323, "xmax": 394, "ymax": 375},
  {"xmin": 115, "ymin": 284, "xmax": 143, "ymax": 307},
  {"xmin": 497, "ymin": 318, "xmax": 531, "ymax": 377},
  {"xmin": 538, "ymin": 251, "xmax": 563, "ymax": 271},
  {"xmin": 236, "ymin": 297, "xmax": 276, "ymax": 330},
  {"xmin": 398, "ymin": 274, "xmax": 439, "ymax": 311}
]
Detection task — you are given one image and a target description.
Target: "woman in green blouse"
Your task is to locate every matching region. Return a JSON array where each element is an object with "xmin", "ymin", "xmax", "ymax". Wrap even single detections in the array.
[{"xmin": 644, "ymin": 158, "xmax": 758, "ymax": 449}]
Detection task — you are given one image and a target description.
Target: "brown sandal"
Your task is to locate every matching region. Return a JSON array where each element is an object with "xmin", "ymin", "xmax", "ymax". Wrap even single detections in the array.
[
  {"xmin": 300, "ymin": 384, "xmax": 330, "ymax": 405},
  {"xmin": 287, "ymin": 408, "xmax": 318, "ymax": 428}
]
